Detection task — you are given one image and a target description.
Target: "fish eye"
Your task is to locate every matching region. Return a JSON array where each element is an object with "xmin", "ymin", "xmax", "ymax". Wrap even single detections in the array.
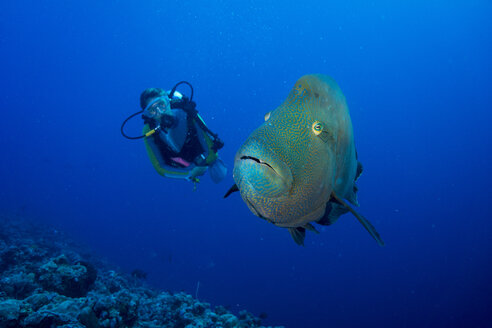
[
  {"xmin": 312, "ymin": 121, "xmax": 323, "ymax": 135},
  {"xmin": 264, "ymin": 112, "xmax": 271, "ymax": 121}
]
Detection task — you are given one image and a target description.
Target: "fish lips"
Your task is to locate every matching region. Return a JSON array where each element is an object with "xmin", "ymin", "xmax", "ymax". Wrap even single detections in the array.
[{"xmin": 233, "ymin": 147, "xmax": 294, "ymax": 200}]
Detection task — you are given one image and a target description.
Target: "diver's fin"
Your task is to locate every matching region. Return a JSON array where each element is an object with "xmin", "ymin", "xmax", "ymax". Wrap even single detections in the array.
[
  {"xmin": 288, "ymin": 227, "xmax": 306, "ymax": 246},
  {"xmin": 317, "ymin": 200, "xmax": 349, "ymax": 226},
  {"xmin": 331, "ymin": 192, "xmax": 385, "ymax": 247},
  {"xmin": 304, "ymin": 223, "xmax": 319, "ymax": 234},
  {"xmin": 210, "ymin": 158, "xmax": 227, "ymax": 183},
  {"xmin": 223, "ymin": 184, "xmax": 239, "ymax": 198}
]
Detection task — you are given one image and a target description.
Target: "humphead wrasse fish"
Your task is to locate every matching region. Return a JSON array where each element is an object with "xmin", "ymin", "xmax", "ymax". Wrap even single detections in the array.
[{"xmin": 224, "ymin": 74, "xmax": 384, "ymax": 246}]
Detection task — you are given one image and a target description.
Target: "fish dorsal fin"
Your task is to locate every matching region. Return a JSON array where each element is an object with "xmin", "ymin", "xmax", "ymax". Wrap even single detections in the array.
[
  {"xmin": 288, "ymin": 227, "xmax": 306, "ymax": 246},
  {"xmin": 355, "ymin": 160, "xmax": 363, "ymax": 181},
  {"xmin": 331, "ymin": 192, "xmax": 385, "ymax": 246},
  {"xmin": 223, "ymin": 184, "xmax": 239, "ymax": 198},
  {"xmin": 345, "ymin": 161, "xmax": 363, "ymax": 207}
]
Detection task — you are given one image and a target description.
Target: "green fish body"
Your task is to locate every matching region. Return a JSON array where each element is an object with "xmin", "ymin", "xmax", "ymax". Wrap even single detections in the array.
[{"xmin": 230, "ymin": 74, "xmax": 384, "ymax": 246}]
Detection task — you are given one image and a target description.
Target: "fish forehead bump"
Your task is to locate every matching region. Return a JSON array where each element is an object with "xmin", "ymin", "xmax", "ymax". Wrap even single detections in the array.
[
  {"xmin": 294, "ymin": 74, "xmax": 343, "ymax": 98},
  {"xmin": 240, "ymin": 74, "xmax": 346, "ymax": 177},
  {"xmin": 284, "ymin": 74, "xmax": 348, "ymax": 116}
]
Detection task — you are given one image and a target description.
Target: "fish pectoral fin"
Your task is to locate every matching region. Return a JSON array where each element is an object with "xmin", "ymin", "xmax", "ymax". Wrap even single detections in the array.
[
  {"xmin": 331, "ymin": 192, "xmax": 385, "ymax": 247},
  {"xmin": 317, "ymin": 201, "xmax": 349, "ymax": 226},
  {"xmin": 223, "ymin": 184, "xmax": 239, "ymax": 198},
  {"xmin": 288, "ymin": 227, "xmax": 306, "ymax": 246},
  {"xmin": 304, "ymin": 223, "xmax": 320, "ymax": 234}
]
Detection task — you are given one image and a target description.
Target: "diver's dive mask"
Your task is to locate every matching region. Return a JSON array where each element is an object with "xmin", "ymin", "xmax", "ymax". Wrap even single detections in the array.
[
  {"xmin": 142, "ymin": 96, "xmax": 171, "ymax": 120},
  {"xmin": 121, "ymin": 81, "xmax": 193, "ymax": 140}
]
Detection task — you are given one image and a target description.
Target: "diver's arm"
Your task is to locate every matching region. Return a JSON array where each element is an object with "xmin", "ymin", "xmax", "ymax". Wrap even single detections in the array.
[
  {"xmin": 196, "ymin": 113, "xmax": 224, "ymax": 151},
  {"xmin": 171, "ymin": 97, "xmax": 224, "ymax": 151}
]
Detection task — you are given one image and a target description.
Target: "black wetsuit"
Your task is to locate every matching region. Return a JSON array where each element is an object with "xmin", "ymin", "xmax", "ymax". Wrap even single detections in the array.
[{"xmin": 147, "ymin": 97, "xmax": 204, "ymax": 168}]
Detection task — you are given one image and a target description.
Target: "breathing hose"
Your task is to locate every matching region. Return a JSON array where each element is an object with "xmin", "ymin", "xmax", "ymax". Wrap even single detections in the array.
[
  {"xmin": 169, "ymin": 81, "xmax": 194, "ymax": 102},
  {"xmin": 121, "ymin": 81, "xmax": 194, "ymax": 140},
  {"xmin": 120, "ymin": 110, "xmax": 145, "ymax": 139}
]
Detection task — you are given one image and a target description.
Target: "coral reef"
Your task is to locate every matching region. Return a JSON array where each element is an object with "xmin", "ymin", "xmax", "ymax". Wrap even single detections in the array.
[{"xmin": 0, "ymin": 217, "xmax": 282, "ymax": 328}]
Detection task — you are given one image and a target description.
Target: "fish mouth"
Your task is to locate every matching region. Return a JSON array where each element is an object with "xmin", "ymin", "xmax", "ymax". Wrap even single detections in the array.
[
  {"xmin": 235, "ymin": 153, "xmax": 292, "ymax": 222},
  {"xmin": 234, "ymin": 150, "xmax": 294, "ymax": 201},
  {"xmin": 237, "ymin": 154, "xmax": 290, "ymax": 187},
  {"xmin": 239, "ymin": 155, "xmax": 277, "ymax": 174}
]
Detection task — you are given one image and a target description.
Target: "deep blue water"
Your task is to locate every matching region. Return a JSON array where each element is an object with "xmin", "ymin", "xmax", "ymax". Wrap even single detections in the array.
[{"xmin": 1, "ymin": 1, "xmax": 491, "ymax": 327}]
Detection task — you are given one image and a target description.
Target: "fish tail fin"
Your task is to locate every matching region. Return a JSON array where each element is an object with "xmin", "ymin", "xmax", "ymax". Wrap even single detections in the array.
[
  {"xmin": 288, "ymin": 227, "xmax": 306, "ymax": 246},
  {"xmin": 331, "ymin": 192, "xmax": 385, "ymax": 247}
]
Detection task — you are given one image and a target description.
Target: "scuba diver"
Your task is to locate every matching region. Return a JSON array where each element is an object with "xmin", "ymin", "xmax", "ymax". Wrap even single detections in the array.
[{"xmin": 121, "ymin": 81, "xmax": 227, "ymax": 186}]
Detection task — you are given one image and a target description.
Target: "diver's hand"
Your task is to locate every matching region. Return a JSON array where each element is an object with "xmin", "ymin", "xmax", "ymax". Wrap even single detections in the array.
[
  {"xmin": 160, "ymin": 114, "xmax": 176, "ymax": 129},
  {"xmin": 212, "ymin": 138, "xmax": 224, "ymax": 152},
  {"xmin": 182, "ymin": 99, "xmax": 197, "ymax": 115}
]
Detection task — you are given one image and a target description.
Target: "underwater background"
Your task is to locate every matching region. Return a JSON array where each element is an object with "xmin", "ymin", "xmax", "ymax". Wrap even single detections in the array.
[{"xmin": 1, "ymin": 1, "xmax": 490, "ymax": 327}]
